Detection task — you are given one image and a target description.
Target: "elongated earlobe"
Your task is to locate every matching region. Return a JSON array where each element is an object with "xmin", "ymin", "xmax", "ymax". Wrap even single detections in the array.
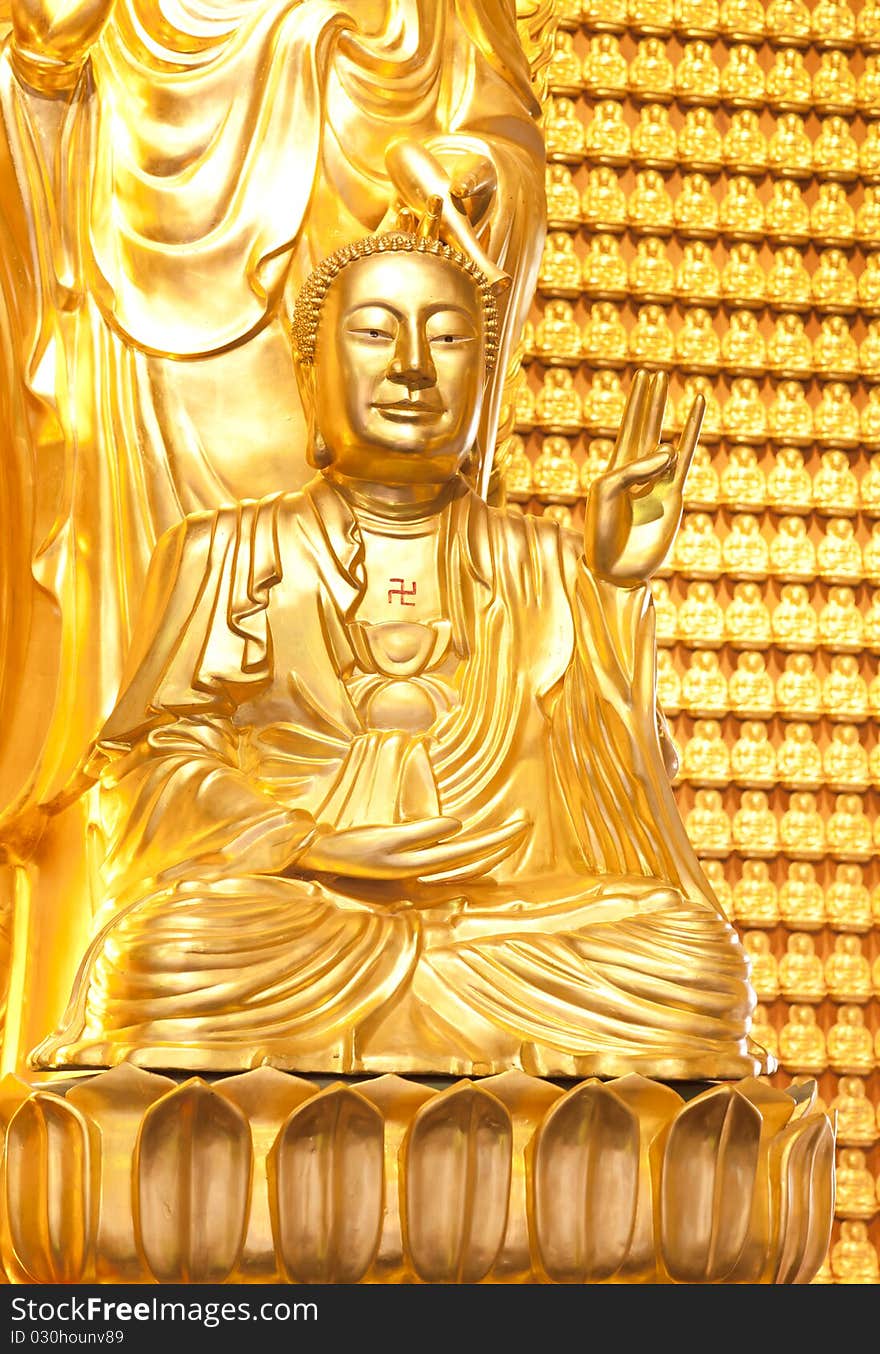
[{"xmin": 311, "ymin": 429, "xmax": 332, "ymax": 468}]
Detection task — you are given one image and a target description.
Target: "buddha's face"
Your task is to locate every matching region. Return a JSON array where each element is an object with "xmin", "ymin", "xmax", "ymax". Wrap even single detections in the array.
[{"xmin": 308, "ymin": 249, "xmax": 485, "ymax": 486}]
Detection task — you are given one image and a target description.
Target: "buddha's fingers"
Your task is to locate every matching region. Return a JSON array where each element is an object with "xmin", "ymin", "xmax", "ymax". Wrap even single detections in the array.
[
  {"xmin": 398, "ymin": 819, "xmax": 528, "ymax": 878},
  {"xmin": 610, "ymin": 448, "xmax": 674, "ymax": 495},
  {"xmin": 641, "ymin": 369, "xmax": 669, "ymax": 458},
  {"xmin": 673, "ymin": 394, "xmax": 706, "ymax": 492},
  {"xmin": 610, "ymin": 369, "xmax": 649, "ymax": 469}
]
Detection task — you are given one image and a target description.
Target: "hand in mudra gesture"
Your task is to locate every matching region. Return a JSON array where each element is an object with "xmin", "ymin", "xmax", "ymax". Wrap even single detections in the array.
[{"xmin": 584, "ymin": 370, "xmax": 704, "ymax": 588}]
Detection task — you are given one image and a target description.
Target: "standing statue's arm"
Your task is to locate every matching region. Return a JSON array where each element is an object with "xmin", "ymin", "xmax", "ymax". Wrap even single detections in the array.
[{"xmin": 9, "ymin": 0, "xmax": 115, "ymax": 90}]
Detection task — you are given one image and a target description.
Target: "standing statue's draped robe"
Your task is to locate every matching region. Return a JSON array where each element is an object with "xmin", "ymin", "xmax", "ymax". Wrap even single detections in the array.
[{"xmin": 34, "ymin": 478, "xmax": 761, "ymax": 1079}]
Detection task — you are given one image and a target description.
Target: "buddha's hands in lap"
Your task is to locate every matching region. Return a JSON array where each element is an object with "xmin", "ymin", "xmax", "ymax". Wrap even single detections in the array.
[
  {"xmin": 296, "ymin": 816, "xmax": 528, "ymax": 886},
  {"xmin": 584, "ymin": 369, "xmax": 704, "ymax": 587}
]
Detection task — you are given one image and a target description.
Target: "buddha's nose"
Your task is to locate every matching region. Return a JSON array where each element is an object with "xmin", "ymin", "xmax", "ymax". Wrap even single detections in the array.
[{"xmin": 387, "ymin": 321, "xmax": 436, "ymax": 390}]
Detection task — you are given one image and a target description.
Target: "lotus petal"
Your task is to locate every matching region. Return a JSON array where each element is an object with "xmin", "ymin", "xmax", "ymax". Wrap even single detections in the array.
[
  {"xmin": 772, "ymin": 1113, "xmax": 836, "ymax": 1285},
  {"xmin": 6, "ymin": 1093, "xmax": 91, "ymax": 1283}
]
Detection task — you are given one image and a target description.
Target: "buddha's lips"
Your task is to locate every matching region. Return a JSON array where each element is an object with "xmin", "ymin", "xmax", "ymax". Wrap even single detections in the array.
[{"xmin": 374, "ymin": 398, "xmax": 443, "ymax": 421}]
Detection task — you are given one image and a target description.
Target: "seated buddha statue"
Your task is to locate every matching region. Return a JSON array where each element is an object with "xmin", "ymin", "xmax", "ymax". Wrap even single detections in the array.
[
  {"xmin": 859, "ymin": 59, "xmax": 880, "ymax": 120},
  {"xmin": 813, "ymin": 451, "xmax": 859, "ymax": 515},
  {"xmin": 631, "ymin": 104, "xmax": 678, "ymax": 169},
  {"xmin": 629, "ymin": 0, "xmax": 675, "ymax": 33},
  {"xmin": 865, "ymin": 591, "xmax": 880, "ymax": 653},
  {"xmin": 538, "ymin": 231, "xmax": 583, "ymax": 297},
  {"xmin": 545, "ymin": 97, "xmax": 586, "ymax": 163},
  {"xmin": 775, "ymin": 654, "xmax": 822, "ymax": 720},
  {"xmin": 741, "ymin": 932, "xmax": 779, "ymax": 1002},
  {"xmin": 765, "ymin": 248, "xmax": 812, "ymax": 311},
  {"xmin": 722, "ymin": 514, "xmax": 768, "ymax": 578},
  {"xmin": 732, "ymin": 789, "xmax": 778, "ymax": 854},
  {"xmin": 765, "ymin": 0, "xmax": 811, "ymax": 44},
  {"xmin": 580, "ymin": 438, "xmax": 613, "ymax": 494},
  {"xmin": 535, "ymin": 300, "xmax": 582, "ymax": 365},
  {"xmin": 674, "ymin": 512, "xmax": 723, "ymax": 576},
  {"xmin": 766, "ymin": 115, "xmax": 812, "ymax": 180},
  {"xmin": 685, "ymin": 788, "xmax": 732, "ymax": 854},
  {"xmin": 675, "ymin": 174, "xmax": 720, "ymax": 237},
  {"xmin": 813, "ymin": 51, "xmax": 857, "ymax": 114},
  {"xmin": 813, "ymin": 252, "xmax": 859, "ymax": 314},
  {"xmin": 859, "ymin": 255, "xmax": 880, "ymax": 315},
  {"xmin": 864, "ymin": 526, "xmax": 880, "ymax": 589},
  {"xmin": 719, "ymin": 0, "xmax": 764, "ymax": 39},
  {"xmin": 581, "ymin": 369, "xmax": 627, "ymax": 432},
  {"xmin": 656, "ymin": 648, "xmax": 682, "ymax": 713},
  {"xmin": 628, "ymin": 170, "xmax": 675, "ymax": 234},
  {"xmin": 814, "ymin": 316, "xmax": 859, "ymax": 379},
  {"xmin": 779, "ymin": 791, "xmax": 825, "ymax": 856},
  {"xmin": 651, "ymin": 577, "xmax": 679, "ymax": 644},
  {"xmin": 584, "ymin": 101, "xmax": 632, "ymax": 165},
  {"xmin": 826, "ymin": 863, "xmax": 872, "ymax": 932},
  {"xmin": 503, "ymin": 436, "xmax": 533, "ymax": 500},
  {"xmin": 675, "ymin": 0, "xmax": 721, "ymax": 35},
  {"xmin": 778, "ymin": 1006, "xmax": 827, "ymax": 1075},
  {"xmin": 829, "ymin": 1078, "xmax": 878, "ymax": 1148},
  {"xmin": 629, "ymin": 305, "xmax": 675, "ymax": 366},
  {"xmin": 860, "ymin": 125, "xmax": 880, "ymax": 181},
  {"xmin": 815, "ymin": 117, "xmax": 860, "ymax": 181},
  {"xmin": 860, "ymin": 321, "xmax": 880, "ymax": 380},
  {"xmin": 679, "ymin": 107, "xmax": 725, "ymax": 171},
  {"xmin": 731, "ymin": 721, "xmax": 776, "ymax": 786},
  {"xmin": 582, "ymin": 302, "xmax": 629, "ymax": 366},
  {"xmin": 532, "ymin": 437, "xmax": 581, "ymax": 501},
  {"xmin": 681, "ymin": 719, "xmax": 730, "ymax": 784},
  {"xmin": 676, "ymin": 309, "xmax": 721, "ymax": 373},
  {"xmin": 722, "ymin": 110, "xmax": 766, "ymax": 175},
  {"xmin": 580, "ymin": 168, "xmax": 628, "ymax": 233},
  {"xmin": 678, "ymin": 580, "xmax": 725, "ymax": 646},
  {"xmin": 861, "ymin": 389, "xmax": 880, "ymax": 446},
  {"xmin": 723, "ymin": 379, "xmax": 766, "ymax": 442},
  {"xmin": 628, "ymin": 37, "xmax": 675, "ymax": 102},
  {"xmin": 721, "ymin": 310, "xmax": 766, "ymax": 375},
  {"xmin": 765, "ymin": 181, "xmax": 809, "ymax": 244},
  {"xmin": 823, "ymin": 656, "xmax": 869, "ymax": 722},
  {"xmin": 779, "ymin": 934, "xmax": 826, "ymax": 1003},
  {"xmin": 766, "ymin": 49, "xmax": 811, "ymax": 111},
  {"xmin": 835, "ymin": 1151, "xmax": 878, "ymax": 1221},
  {"xmin": 721, "ymin": 45, "xmax": 764, "ymax": 107},
  {"xmin": 514, "ymin": 382, "xmax": 537, "ymax": 434},
  {"xmin": 767, "ymin": 447, "xmax": 812, "ymax": 513},
  {"xmin": 811, "ymin": 0, "xmax": 857, "ymax": 47},
  {"xmin": 582, "ymin": 0, "xmax": 628, "ymax": 26},
  {"xmin": 729, "ymin": 652, "xmax": 774, "ymax": 717},
  {"xmin": 768, "ymin": 381, "xmax": 814, "ymax": 444},
  {"xmin": 857, "ymin": 189, "xmax": 880, "ymax": 249},
  {"xmin": 548, "ymin": 30, "xmax": 584, "ymax": 96},
  {"xmin": 731, "ymin": 860, "xmax": 778, "ymax": 928},
  {"xmin": 819, "ymin": 586, "xmax": 863, "ymax": 651},
  {"xmin": 675, "ymin": 40, "xmax": 721, "ymax": 103},
  {"xmin": 779, "ymin": 861, "xmax": 826, "ymax": 930},
  {"xmin": 718, "ymin": 177, "xmax": 763, "ymax": 241},
  {"xmin": 581, "ymin": 235, "xmax": 628, "ymax": 297},
  {"xmin": 545, "ymin": 166, "xmax": 582, "ymax": 231},
  {"xmin": 34, "ymin": 223, "xmax": 763, "ymax": 1082},
  {"xmin": 536, "ymin": 369, "xmax": 583, "ymax": 433},
  {"xmin": 777, "ymin": 722, "xmax": 822, "ymax": 788},
  {"xmin": 859, "ymin": 1, "xmax": 880, "ymax": 44},
  {"xmin": 827, "ymin": 793, "xmax": 873, "ymax": 857},
  {"xmin": 831, "ymin": 1223, "xmax": 880, "ymax": 1284},
  {"xmin": 583, "ymin": 34, "xmax": 628, "ymax": 98},
  {"xmin": 811, "ymin": 185, "xmax": 856, "ymax": 249},
  {"xmin": 772, "ymin": 584, "xmax": 818, "ymax": 649},
  {"xmin": 817, "ymin": 518, "xmax": 862, "ymax": 584},
  {"xmin": 676, "ymin": 242, "xmax": 722, "ymax": 306},
  {"xmin": 769, "ymin": 517, "xmax": 816, "ymax": 581},
  {"xmin": 721, "ymin": 244, "xmax": 766, "ymax": 309},
  {"xmin": 825, "ymin": 936, "xmax": 873, "ymax": 1004},
  {"xmin": 682, "ymin": 650, "xmax": 728, "ymax": 715},
  {"xmin": 683, "ymin": 445, "xmax": 720, "ymax": 510},
  {"xmin": 629, "ymin": 237, "xmax": 676, "ymax": 302},
  {"xmin": 727, "ymin": 581, "xmax": 772, "ymax": 647},
  {"xmin": 677, "ymin": 376, "xmax": 723, "ymax": 438},
  {"xmin": 767, "ymin": 315, "xmax": 812, "ymax": 379},
  {"xmin": 828, "ymin": 1007, "xmax": 875, "ymax": 1075}
]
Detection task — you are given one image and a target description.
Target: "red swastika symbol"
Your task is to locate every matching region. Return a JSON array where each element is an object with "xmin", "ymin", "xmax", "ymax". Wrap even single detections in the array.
[{"xmin": 388, "ymin": 578, "xmax": 417, "ymax": 606}]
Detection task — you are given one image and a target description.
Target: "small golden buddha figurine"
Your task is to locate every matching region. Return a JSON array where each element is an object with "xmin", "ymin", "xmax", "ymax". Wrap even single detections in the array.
[
  {"xmin": 581, "ymin": 235, "xmax": 628, "ymax": 297},
  {"xmin": 722, "ymin": 514, "xmax": 768, "ymax": 579},
  {"xmin": 582, "ymin": 0, "xmax": 628, "ymax": 27},
  {"xmin": 826, "ymin": 936, "xmax": 873, "ymax": 1004},
  {"xmin": 538, "ymin": 231, "xmax": 582, "ymax": 296},
  {"xmin": 729, "ymin": 651, "xmax": 774, "ymax": 716},
  {"xmin": 814, "ymin": 117, "xmax": 860, "ymax": 182},
  {"xmin": 676, "ymin": 308, "xmax": 721, "ymax": 372},
  {"xmin": 535, "ymin": 300, "xmax": 582, "ymax": 366},
  {"xmin": 545, "ymin": 97, "xmax": 586, "ymax": 163},
  {"xmin": 580, "ymin": 168, "xmax": 628, "ymax": 234},
  {"xmin": 679, "ymin": 107, "xmax": 725, "ymax": 171},
  {"xmin": 827, "ymin": 793, "xmax": 873, "ymax": 857},
  {"xmin": 656, "ymin": 648, "xmax": 682, "ymax": 713},
  {"xmin": 776, "ymin": 654, "xmax": 822, "ymax": 720},
  {"xmin": 680, "ymin": 377, "xmax": 723, "ymax": 439},
  {"xmin": 719, "ymin": 0, "xmax": 764, "ymax": 41},
  {"xmin": 701, "ymin": 858, "xmax": 733, "ymax": 916},
  {"xmin": 675, "ymin": 0, "xmax": 720, "ymax": 36},
  {"xmin": 864, "ymin": 590, "xmax": 880, "ymax": 651},
  {"xmin": 557, "ymin": 0, "xmax": 588, "ymax": 22},
  {"xmin": 674, "ymin": 512, "xmax": 723, "ymax": 576},
  {"xmin": 814, "ymin": 316, "xmax": 859, "ymax": 379},
  {"xmin": 628, "ymin": 170, "xmax": 675, "ymax": 234},
  {"xmin": 811, "ymin": 185, "xmax": 856, "ymax": 249},
  {"xmin": 514, "ymin": 382, "xmax": 537, "ymax": 433},
  {"xmin": 817, "ymin": 518, "xmax": 862, "ymax": 584},
  {"xmin": 857, "ymin": 189, "xmax": 880, "ymax": 249},
  {"xmin": 683, "ymin": 444, "xmax": 720, "ymax": 510},
  {"xmin": 731, "ymin": 860, "xmax": 778, "ymax": 927},
  {"xmin": 767, "ymin": 315, "xmax": 812, "ymax": 380},
  {"xmin": 722, "ymin": 110, "xmax": 766, "ymax": 175},
  {"xmin": 831, "ymin": 1223, "xmax": 880, "ymax": 1284},
  {"xmin": 780, "ymin": 791, "xmax": 825, "ymax": 856},
  {"xmin": 779, "ymin": 1006, "xmax": 827, "ymax": 1074},
  {"xmin": 861, "ymin": 389, "xmax": 880, "ymax": 446},
  {"xmin": 652, "ymin": 579, "xmax": 678, "ymax": 647},
  {"xmin": 766, "ymin": 48, "xmax": 811, "ymax": 111},
  {"xmin": 828, "ymin": 1006, "xmax": 875, "ymax": 1075},
  {"xmin": 533, "ymin": 436, "xmax": 581, "ymax": 500},
  {"xmin": 728, "ymin": 582, "xmax": 773, "ymax": 649},
  {"xmin": 676, "ymin": 241, "xmax": 722, "ymax": 305},
  {"xmin": 769, "ymin": 517, "xmax": 816, "ymax": 581},
  {"xmin": 629, "ymin": 37, "xmax": 675, "ymax": 102},
  {"xmin": 721, "ymin": 45, "xmax": 764, "ymax": 107},
  {"xmin": 767, "ymin": 114, "xmax": 812, "ymax": 180},
  {"xmin": 779, "ymin": 861, "xmax": 826, "ymax": 929},
  {"xmin": 777, "ymin": 722, "xmax": 823, "ymax": 788},
  {"xmin": 767, "ymin": 447, "xmax": 812, "ymax": 514},
  {"xmin": 858, "ymin": 57, "xmax": 880, "ymax": 118},
  {"xmin": 582, "ymin": 35, "xmax": 628, "ymax": 98},
  {"xmin": 678, "ymin": 579, "xmax": 725, "ymax": 646},
  {"xmin": 813, "ymin": 51, "xmax": 857, "ymax": 114},
  {"xmin": 629, "ymin": 304, "xmax": 675, "ymax": 366},
  {"xmin": 581, "ymin": 302, "xmax": 629, "ymax": 366},
  {"xmin": 732, "ymin": 789, "xmax": 778, "ymax": 854},
  {"xmin": 824, "ymin": 725, "xmax": 869, "ymax": 790},
  {"xmin": 835, "ymin": 1150, "xmax": 878, "ymax": 1220},
  {"xmin": 864, "ymin": 523, "xmax": 880, "ymax": 584},
  {"xmin": 503, "ymin": 436, "xmax": 533, "ymax": 500},
  {"xmin": 859, "ymin": 255, "xmax": 880, "ymax": 315},
  {"xmin": 548, "ymin": 29, "xmax": 584, "ymax": 96},
  {"xmin": 718, "ymin": 177, "xmax": 764, "ymax": 241},
  {"xmin": 766, "ymin": 250, "xmax": 812, "ymax": 312},
  {"xmin": 536, "ymin": 368, "xmax": 583, "ymax": 433},
  {"xmin": 546, "ymin": 165, "xmax": 582, "ymax": 231},
  {"xmin": 522, "ymin": 321, "xmax": 537, "ymax": 364},
  {"xmin": 631, "ymin": 104, "xmax": 678, "ymax": 168},
  {"xmin": 580, "ymin": 438, "xmax": 613, "ymax": 494},
  {"xmin": 686, "ymin": 788, "xmax": 732, "ymax": 855},
  {"xmin": 811, "ymin": 0, "xmax": 857, "ymax": 48},
  {"xmin": 768, "ymin": 381, "xmax": 813, "ymax": 444},
  {"xmin": 813, "ymin": 450, "xmax": 859, "ymax": 515},
  {"xmin": 723, "ymin": 378, "xmax": 766, "ymax": 441},
  {"xmin": 859, "ymin": 320, "xmax": 880, "ymax": 380},
  {"xmin": 581, "ymin": 369, "xmax": 627, "ymax": 432},
  {"xmin": 683, "ymin": 650, "xmax": 728, "ymax": 714},
  {"xmin": 830, "ymin": 1079, "xmax": 878, "ymax": 1148},
  {"xmin": 675, "ymin": 39, "xmax": 721, "ymax": 103},
  {"xmin": 750, "ymin": 1003, "xmax": 779, "ymax": 1062},
  {"xmin": 628, "ymin": 236, "xmax": 676, "ymax": 302},
  {"xmin": 742, "ymin": 931, "xmax": 780, "ymax": 1001},
  {"xmin": 628, "ymin": 0, "xmax": 675, "ymax": 34},
  {"xmin": 820, "ymin": 586, "xmax": 863, "ymax": 652},
  {"xmin": 720, "ymin": 310, "xmax": 765, "ymax": 375},
  {"xmin": 812, "ymin": 251, "xmax": 859, "ymax": 314},
  {"xmin": 682, "ymin": 719, "xmax": 731, "ymax": 784},
  {"xmin": 823, "ymin": 656, "xmax": 869, "ymax": 722},
  {"xmin": 674, "ymin": 174, "xmax": 720, "ymax": 237},
  {"xmin": 765, "ymin": 181, "xmax": 809, "ymax": 244},
  {"xmin": 779, "ymin": 933, "xmax": 826, "ymax": 1003},
  {"xmin": 721, "ymin": 244, "xmax": 766, "ymax": 310},
  {"xmin": 859, "ymin": 1, "xmax": 880, "ymax": 46},
  {"xmin": 731, "ymin": 721, "xmax": 776, "ymax": 786},
  {"xmin": 766, "ymin": 0, "xmax": 811, "ymax": 45},
  {"xmin": 860, "ymin": 125, "xmax": 880, "ymax": 182}
]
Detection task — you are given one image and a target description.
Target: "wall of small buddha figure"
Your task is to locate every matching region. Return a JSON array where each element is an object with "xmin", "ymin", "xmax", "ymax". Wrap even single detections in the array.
[{"xmin": 509, "ymin": 0, "xmax": 880, "ymax": 1283}]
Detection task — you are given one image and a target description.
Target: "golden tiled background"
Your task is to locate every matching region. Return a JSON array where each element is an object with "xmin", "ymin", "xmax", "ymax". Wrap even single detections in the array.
[{"xmin": 514, "ymin": 0, "xmax": 880, "ymax": 1282}]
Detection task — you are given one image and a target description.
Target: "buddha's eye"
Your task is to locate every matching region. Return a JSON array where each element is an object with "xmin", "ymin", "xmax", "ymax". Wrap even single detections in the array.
[{"xmin": 351, "ymin": 326, "xmax": 394, "ymax": 342}]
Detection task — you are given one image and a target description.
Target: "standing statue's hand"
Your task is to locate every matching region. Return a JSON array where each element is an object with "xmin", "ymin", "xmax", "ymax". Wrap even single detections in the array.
[
  {"xmin": 584, "ymin": 370, "xmax": 704, "ymax": 588},
  {"xmin": 296, "ymin": 816, "xmax": 528, "ymax": 886}
]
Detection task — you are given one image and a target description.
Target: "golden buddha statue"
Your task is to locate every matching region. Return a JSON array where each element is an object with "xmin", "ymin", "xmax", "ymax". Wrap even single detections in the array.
[
  {"xmin": 813, "ymin": 451, "xmax": 859, "ymax": 515},
  {"xmin": 721, "ymin": 244, "xmax": 766, "ymax": 310},
  {"xmin": 858, "ymin": 58, "xmax": 880, "ymax": 119},
  {"xmin": 586, "ymin": 100, "xmax": 634, "ymax": 166},
  {"xmin": 869, "ymin": 738, "xmax": 880, "ymax": 787},
  {"xmin": 683, "ymin": 650, "xmax": 729, "ymax": 714},
  {"xmin": 545, "ymin": 96, "xmax": 586, "ymax": 163},
  {"xmin": 732, "ymin": 789, "xmax": 778, "ymax": 855},
  {"xmin": 629, "ymin": 37, "xmax": 675, "ymax": 102},
  {"xmin": 861, "ymin": 389, "xmax": 880, "ymax": 446},
  {"xmin": 859, "ymin": 1, "xmax": 880, "ymax": 45},
  {"xmin": 827, "ymin": 794, "xmax": 873, "ymax": 858},
  {"xmin": 835, "ymin": 1150, "xmax": 878, "ymax": 1221},
  {"xmin": 831, "ymin": 1223, "xmax": 880, "ymax": 1284},
  {"xmin": 825, "ymin": 937, "xmax": 873, "ymax": 1005},
  {"xmin": 813, "ymin": 51, "xmax": 857, "ymax": 114},
  {"xmin": 582, "ymin": 0, "xmax": 628, "ymax": 27},
  {"xmin": 817, "ymin": 518, "xmax": 862, "ymax": 584},
  {"xmin": 675, "ymin": 175, "xmax": 720, "ymax": 237},
  {"xmin": 811, "ymin": 0, "xmax": 857, "ymax": 47},
  {"xmin": 628, "ymin": 0, "xmax": 675, "ymax": 34},
  {"xmin": 632, "ymin": 104, "xmax": 678, "ymax": 168},
  {"xmin": 731, "ymin": 721, "xmax": 776, "ymax": 787},
  {"xmin": 767, "ymin": 315, "xmax": 812, "ymax": 379},
  {"xmin": 674, "ymin": 513, "xmax": 723, "ymax": 576},
  {"xmin": 719, "ymin": 178, "xmax": 764, "ymax": 242},
  {"xmin": 779, "ymin": 1007, "xmax": 827, "ymax": 1075},
  {"xmin": 767, "ymin": 114, "xmax": 812, "ymax": 180},
  {"xmin": 731, "ymin": 860, "xmax": 778, "ymax": 928},
  {"xmin": 819, "ymin": 586, "xmax": 863, "ymax": 652},
  {"xmin": 720, "ymin": 45, "xmax": 764, "ymax": 107},
  {"xmin": 864, "ymin": 590, "xmax": 880, "ymax": 651},
  {"xmin": 860, "ymin": 320, "xmax": 880, "ymax": 380},
  {"xmin": 766, "ymin": 250, "xmax": 812, "ymax": 311},
  {"xmin": 678, "ymin": 579, "xmax": 725, "ymax": 646},
  {"xmin": 742, "ymin": 932, "xmax": 779, "ymax": 1002},
  {"xmin": 580, "ymin": 438, "xmax": 614, "ymax": 494},
  {"xmin": 675, "ymin": 40, "xmax": 721, "ymax": 103},
  {"xmin": 767, "ymin": 448, "xmax": 812, "ymax": 514},
  {"xmin": 522, "ymin": 320, "xmax": 537, "ymax": 363},
  {"xmin": 766, "ymin": 49, "xmax": 811, "ymax": 111},
  {"xmin": 545, "ymin": 166, "xmax": 582, "ymax": 231},
  {"xmin": 582, "ymin": 302, "xmax": 629, "ymax": 366},
  {"xmin": 779, "ymin": 791, "xmax": 825, "ymax": 857},
  {"xmin": 581, "ymin": 369, "xmax": 628, "ymax": 433},
  {"xmin": 514, "ymin": 381, "xmax": 537, "ymax": 433},
  {"xmin": 682, "ymin": 719, "xmax": 730, "ymax": 784},
  {"xmin": 719, "ymin": 0, "xmax": 764, "ymax": 40},
  {"xmin": 859, "ymin": 255, "xmax": 880, "ymax": 315},
  {"xmin": 684, "ymin": 445, "xmax": 721, "ymax": 510},
  {"xmin": 679, "ymin": 107, "xmax": 725, "ymax": 171},
  {"xmin": 548, "ymin": 30, "xmax": 584, "ymax": 97},
  {"xmin": 765, "ymin": 182, "xmax": 809, "ymax": 245},
  {"xmin": 582, "ymin": 235, "xmax": 629, "ymax": 297},
  {"xmin": 812, "ymin": 252, "xmax": 859, "ymax": 315},
  {"xmin": 535, "ymin": 300, "xmax": 582, "ymax": 365},
  {"xmin": 539, "ymin": 231, "xmax": 583, "ymax": 297},
  {"xmin": 857, "ymin": 188, "xmax": 880, "ymax": 249},
  {"xmin": 676, "ymin": 242, "xmax": 723, "ymax": 305},
  {"xmin": 828, "ymin": 1007, "xmax": 875, "ymax": 1075},
  {"xmin": 814, "ymin": 316, "xmax": 859, "ymax": 379},
  {"xmin": 823, "ymin": 656, "xmax": 869, "ymax": 723},
  {"xmin": 769, "ymin": 517, "xmax": 816, "ymax": 581},
  {"xmin": 777, "ymin": 723, "xmax": 823, "ymax": 788},
  {"xmin": 750, "ymin": 1004, "xmax": 779, "ymax": 1062},
  {"xmin": 675, "ymin": 0, "xmax": 720, "ymax": 37},
  {"xmin": 532, "ymin": 436, "xmax": 581, "ymax": 500},
  {"xmin": 580, "ymin": 168, "xmax": 628, "ymax": 234},
  {"xmin": 536, "ymin": 368, "xmax": 583, "ymax": 433},
  {"xmin": 727, "ymin": 581, "xmax": 773, "ymax": 648},
  {"xmin": 766, "ymin": 0, "xmax": 811, "ymax": 43},
  {"xmin": 721, "ymin": 311, "xmax": 766, "ymax": 375},
  {"xmin": 864, "ymin": 525, "xmax": 880, "ymax": 587},
  {"xmin": 656, "ymin": 648, "xmax": 682, "ymax": 713},
  {"xmin": 629, "ymin": 305, "xmax": 675, "ymax": 366},
  {"xmin": 768, "ymin": 381, "xmax": 814, "ymax": 444},
  {"xmin": 628, "ymin": 170, "xmax": 675, "ymax": 234},
  {"xmin": 652, "ymin": 577, "xmax": 679, "ymax": 644},
  {"xmin": 723, "ymin": 110, "xmax": 767, "ymax": 175},
  {"xmin": 722, "ymin": 514, "xmax": 768, "ymax": 579},
  {"xmin": 503, "ymin": 436, "xmax": 534, "ymax": 500},
  {"xmin": 701, "ymin": 859, "xmax": 732, "ymax": 915},
  {"xmin": 685, "ymin": 788, "xmax": 732, "ymax": 854},
  {"xmin": 676, "ymin": 309, "xmax": 722, "ymax": 372},
  {"xmin": 813, "ymin": 117, "xmax": 860, "ymax": 182},
  {"xmin": 723, "ymin": 378, "xmax": 767, "ymax": 441},
  {"xmin": 811, "ymin": 185, "xmax": 856, "ymax": 249},
  {"xmin": 779, "ymin": 861, "xmax": 826, "ymax": 930},
  {"xmin": 629, "ymin": 237, "xmax": 677, "ymax": 302},
  {"xmin": 830, "ymin": 1078, "xmax": 878, "ymax": 1148},
  {"xmin": 779, "ymin": 934, "xmax": 826, "ymax": 1003},
  {"xmin": 776, "ymin": 654, "xmax": 822, "ymax": 720},
  {"xmin": 582, "ymin": 34, "xmax": 628, "ymax": 98},
  {"xmin": 729, "ymin": 652, "xmax": 774, "ymax": 717}
]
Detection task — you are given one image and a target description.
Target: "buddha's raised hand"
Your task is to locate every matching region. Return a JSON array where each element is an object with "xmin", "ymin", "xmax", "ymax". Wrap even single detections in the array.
[{"xmin": 584, "ymin": 369, "xmax": 704, "ymax": 588}]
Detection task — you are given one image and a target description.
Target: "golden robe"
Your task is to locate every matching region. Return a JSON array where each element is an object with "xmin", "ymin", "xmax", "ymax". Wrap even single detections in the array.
[{"xmin": 33, "ymin": 478, "xmax": 760, "ymax": 1078}]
